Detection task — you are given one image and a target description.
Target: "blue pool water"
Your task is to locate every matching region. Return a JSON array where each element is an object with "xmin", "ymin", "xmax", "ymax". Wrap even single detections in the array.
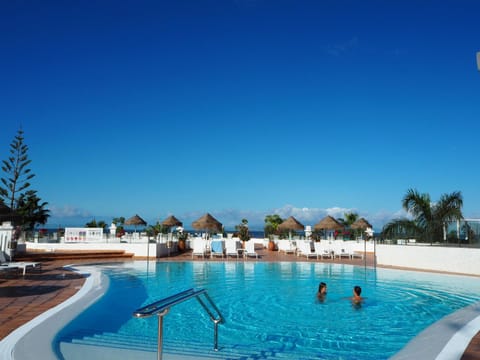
[{"xmin": 55, "ymin": 261, "xmax": 480, "ymax": 359}]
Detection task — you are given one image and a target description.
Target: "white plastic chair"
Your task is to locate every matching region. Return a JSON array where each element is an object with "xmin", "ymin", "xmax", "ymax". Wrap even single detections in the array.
[
  {"xmin": 332, "ymin": 241, "xmax": 353, "ymax": 259},
  {"xmin": 296, "ymin": 241, "xmax": 318, "ymax": 259},
  {"xmin": 314, "ymin": 241, "xmax": 333, "ymax": 259},
  {"xmin": 225, "ymin": 238, "xmax": 240, "ymax": 259},
  {"xmin": 243, "ymin": 240, "xmax": 258, "ymax": 259},
  {"xmin": 191, "ymin": 238, "xmax": 208, "ymax": 259},
  {"xmin": 277, "ymin": 240, "xmax": 296, "ymax": 254}
]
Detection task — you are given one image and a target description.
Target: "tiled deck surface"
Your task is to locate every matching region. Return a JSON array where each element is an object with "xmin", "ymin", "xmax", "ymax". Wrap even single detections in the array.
[{"xmin": 1, "ymin": 249, "xmax": 479, "ymax": 359}]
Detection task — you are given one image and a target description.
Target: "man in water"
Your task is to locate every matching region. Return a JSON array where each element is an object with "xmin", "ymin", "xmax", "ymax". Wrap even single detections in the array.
[{"xmin": 351, "ymin": 285, "xmax": 364, "ymax": 305}]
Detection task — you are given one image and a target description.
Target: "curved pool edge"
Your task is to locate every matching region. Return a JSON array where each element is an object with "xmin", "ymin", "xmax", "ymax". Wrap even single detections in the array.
[
  {"xmin": 0, "ymin": 265, "xmax": 107, "ymax": 360},
  {"xmin": 391, "ymin": 300, "xmax": 480, "ymax": 360}
]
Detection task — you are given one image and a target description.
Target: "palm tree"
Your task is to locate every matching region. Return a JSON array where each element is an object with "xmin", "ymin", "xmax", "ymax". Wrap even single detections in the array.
[
  {"xmin": 16, "ymin": 190, "xmax": 50, "ymax": 231},
  {"xmin": 343, "ymin": 212, "xmax": 359, "ymax": 227},
  {"xmin": 382, "ymin": 189, "xmax": 463, "ymax": 243}
]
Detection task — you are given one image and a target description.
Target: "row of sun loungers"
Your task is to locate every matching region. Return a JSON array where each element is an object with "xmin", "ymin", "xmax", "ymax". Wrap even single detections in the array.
[
  {"xmin": 278, "ymin": 239, "xmax": 363, "ymax": 260},
  {"xmin": 189, "ymin": 238, "xmax": 363, "ymax": 261},
  {"xmin": 191, "ymin": 238, "xmax": 259, "ymax": 259},
  {"xmin": 295, "ymin": 240, "xmax": 363, "ymax": 260}
]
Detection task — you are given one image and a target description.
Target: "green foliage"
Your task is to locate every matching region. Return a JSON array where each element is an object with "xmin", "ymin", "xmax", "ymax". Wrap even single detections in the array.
[
  {"xmin": 112, "ymin": 217, "xmax": 126, "ymax": 237},
  {"xmin": 343, "ymin": 212, "xmax": 358, "ymax": 226},
  {"xmin": 16, "ymin": 190, "xmax": 50, "ymax": 231},
  {"xmin": 382, "ymin": 188, "xmax": 463, "ymax": 243},
  {"xmin": 177, "ymin": 230, "xmax": 189, "ymax": 241},
  {"xmin": 235, "ymin": 218, "xmax": 250, "ymax": 241},
  {"xmin": 1, "ymin": 128, "xmax": 35, "ymax": 209},
  {"xmin": 85, "ymin": 219, "xmax": 107, "ymax": 229},
  {"xmin": 146, "ymin": 221, "xmax": 168, "ymax": 237},
  {"xmin": 112, "ymin": 217, "xmax": 125, "ymax": 225},
  {"xmin": 1, "ymin": 128, "xmax": 50, "ymax": 230},
  {"xmin": 264, "ymin": 214, "xmax": 283, "ymax": 237}
]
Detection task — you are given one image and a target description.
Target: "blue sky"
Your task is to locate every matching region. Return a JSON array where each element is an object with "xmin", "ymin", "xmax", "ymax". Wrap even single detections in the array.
[{"xmin": 1, "ymin": 0, "xmax": 479, "ymax": 231}]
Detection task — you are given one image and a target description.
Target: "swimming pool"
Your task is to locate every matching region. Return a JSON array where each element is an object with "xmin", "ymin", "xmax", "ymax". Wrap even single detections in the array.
[{"xmin": 55, "ymin": 261, "xmax": 480, "ymax": 359}]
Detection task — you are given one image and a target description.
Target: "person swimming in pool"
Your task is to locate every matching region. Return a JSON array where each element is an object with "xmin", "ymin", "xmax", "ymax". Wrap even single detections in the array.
[
  {"xmin": 317, "ymin": 282, "xmax": 327, "ymax": 302},
  {"xmin": 351, "ymin": 285, "xmax": 364, "ymax": 305}
]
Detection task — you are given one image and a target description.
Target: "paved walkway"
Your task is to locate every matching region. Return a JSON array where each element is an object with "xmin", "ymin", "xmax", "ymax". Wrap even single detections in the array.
[{"xmin": 0, "ymin": 250, "xmax": 479, "ymax": 359}]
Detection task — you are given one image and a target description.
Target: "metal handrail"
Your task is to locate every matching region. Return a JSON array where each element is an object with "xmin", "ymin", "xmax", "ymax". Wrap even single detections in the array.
[{"xmin": 133, "ymin": 288, "xmax": 224, "ymax": 360}]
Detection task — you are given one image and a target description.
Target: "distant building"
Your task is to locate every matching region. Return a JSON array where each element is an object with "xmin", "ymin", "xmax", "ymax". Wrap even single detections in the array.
[{"xmin": 65, "ymin": 227, "xmax": 104, "ymax": 243}]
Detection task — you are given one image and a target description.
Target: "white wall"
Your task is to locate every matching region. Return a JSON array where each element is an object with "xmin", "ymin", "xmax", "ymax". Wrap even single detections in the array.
[
  {"xmin": 26, "ymin": 242, "xmax": 169, "ymax": 258},
  {"xmin": 376, "ymin": 244, "xmax": 480, "ymax": 276},
  {"xmin": 0, "ymin": 222, "xmax": 13, "ymax": 253},
  {"xmin": 24, "ymin": 240, "xmax": 480, "ymax": 276}
]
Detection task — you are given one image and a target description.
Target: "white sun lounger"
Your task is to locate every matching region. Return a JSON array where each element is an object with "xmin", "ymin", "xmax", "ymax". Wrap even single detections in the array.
[
  {"xmin": 314, "ymin": 241, "xmax": 333, "ymax": 259},
  {"xmin": 210, "ymin": 240, "xmax": 225, "ymax": 259},
  {"xmin": 0, "ymin": 263, "xmax": 20, "ymax": 275},
  {"xmin": 277, "ymin": 240, "xmax": 296, "ymax": 254},
  {"xmin": 331, "ymin": 241, "xmax": 353, "ymax": 259},
  {"xmin": 243, "ymin": 240, "xmax": 258, "ymax": 259},
  {"xmin": 0, "ymin": 251, "xmax": 41, "ymax": 276},
  {"xmin": 225, "ymin": 238, "xmax": 240, "ymax": 259},
  {"xmin": 296, "ymin": 241, "xmax": 318, "ymax": 259},
  {"xmin": 191, "ymin": 238, "xmax": 208, "ymax": 259}
]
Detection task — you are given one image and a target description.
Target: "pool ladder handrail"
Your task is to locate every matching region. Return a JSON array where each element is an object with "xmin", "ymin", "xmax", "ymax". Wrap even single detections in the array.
[{"xmin": 133, "ymin": 288, "xmax": 224, "ymax": 360}]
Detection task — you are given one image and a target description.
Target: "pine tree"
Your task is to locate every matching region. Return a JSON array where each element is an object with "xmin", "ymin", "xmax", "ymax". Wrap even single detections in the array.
[
  {"xmin": 1, "ymin": 128, "xmax": 50, "ymax": 230},
  {"xmin": 0, "ymin": 128, "xmax": 35, "ymax": 209}
]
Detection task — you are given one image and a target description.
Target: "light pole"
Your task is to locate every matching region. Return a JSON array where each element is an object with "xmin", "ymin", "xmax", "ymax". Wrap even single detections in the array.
[{"xmin": 477, "ymin": 51, "xmax": 480, "ymax": 71}]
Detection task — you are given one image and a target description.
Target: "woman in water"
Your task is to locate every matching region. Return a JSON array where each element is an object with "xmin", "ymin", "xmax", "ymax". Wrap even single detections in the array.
[{"xmin": 317, "ymin": 282, "xmax": 327, "ymax": 302}]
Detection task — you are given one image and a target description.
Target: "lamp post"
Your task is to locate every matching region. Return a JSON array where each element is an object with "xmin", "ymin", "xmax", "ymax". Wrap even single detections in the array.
[
  {"xmin": 477, "ymin": 51, "xmax": 480, "ymax": 71},
  {"xmin": 364, "ymin": 228, "xmax": 374, "ymax": 269}
]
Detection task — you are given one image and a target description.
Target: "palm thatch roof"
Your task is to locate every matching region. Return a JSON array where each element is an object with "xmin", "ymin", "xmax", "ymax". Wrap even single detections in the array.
[
  {"xmin": 125, "ymin": 214, "xmax": 147, "ymax": 226},
  {"xmin": 192, "ymin": 213, "xmax": 222, "ymax": 232},
  {"xmin": 350, "ymin": 218, "xmax": 372, "ymax": 230},
  {"xmin": 314, "ymin": 215, "xmax": 344, "ymax": 231},
  {"xmin": 278, "ymin": 216, "xmax": 304, "ymax": 231},
  {"xmin": 162, "ymin": 215, "xmax": 183, "ymax": 227}
]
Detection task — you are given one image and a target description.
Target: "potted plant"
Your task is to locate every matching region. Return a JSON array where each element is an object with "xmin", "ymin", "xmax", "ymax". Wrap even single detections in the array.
[
  {"xmin": 267, "ymin": 235, "xmax": 277, "ymax": 251},
  {"xmin": 177, "ymin": 231, "xmax": 188, "ymax": 252},
  {"xmin": 264, "ymin": 214, "xmax": 283, "ymax": 251},
  {"xmin": 236, "ymin": 219, "xmax": 250, "ymax": 248}
]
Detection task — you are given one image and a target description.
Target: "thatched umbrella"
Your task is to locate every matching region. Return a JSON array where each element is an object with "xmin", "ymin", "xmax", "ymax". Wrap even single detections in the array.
[
  {"xmin": 192, "ymin": 213, "xmax": 222, "ymax": 233},
  {"xmin": 278, "ymin": 216, "xmax": 304, "ymax": 239},
  {"xmin": 314, "ymin": 215, "xmax": 344, "ymax": 231},
  {"xmin": 162, "ymin": 215, "xmax": 183, "ymax": 228},
  {"xmin": 125, "ymin": 214, "xmax": 147, "ymax": 232},
  {"xmin": 351, "ymin": 217, "xmax": 373, "ymax": 243},
  {"xmin": 351, "ymin": 218, "xmax": 372, "ymax": 230},
  {"xmin": 278, "ymin": 216, "xmax": 304, "ymax": 231}
]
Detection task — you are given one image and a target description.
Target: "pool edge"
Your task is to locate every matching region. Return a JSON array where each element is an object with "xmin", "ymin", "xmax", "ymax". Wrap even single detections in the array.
[
  {"xmin": 0, "ymin": 265, "xmax": 107, "ymax": 360},
  {"xmin": 391, "ymin": 301, "xmax": 480, "ymax": 360}
]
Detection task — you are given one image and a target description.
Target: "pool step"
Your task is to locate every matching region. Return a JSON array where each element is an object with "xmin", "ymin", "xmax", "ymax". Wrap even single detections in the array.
[{"xmin": 59, "ymin": 331, "xmax": 301, "ymax": 359}]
